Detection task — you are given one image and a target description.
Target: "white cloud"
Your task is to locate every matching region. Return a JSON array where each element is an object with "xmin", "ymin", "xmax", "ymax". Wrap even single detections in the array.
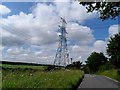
[
  {"xmin": 54, "ymin": 1, "xmax": 98, "ymax": 22},
  {"xmin": 2, "ymin": 1, "xmax": 97, "ymax": 46},
  {"xmin": 2, "ymin": 29, "xmax": 15, "ymax": 37},
  {"xmin": 0, "ymin": 4, "xmax": 11, "ymax": 15},
  {"xmin": 69, "ymin": 40, "xmax": 107, "ymax": 63},
  {"xmin": 0, "ymin": 45, "xmax": 4, "ymax": 51},
  {"xmin": 1, "ymin": 29, "xmax": 25, "ymax": 47},
  {"xmin": 0, "ymin": 45, "xmax": 4, "ymax": 60},
  {"xmin": 3, "ymin": 45, "xmax": 56, "ymax": 64},
  {"xmin": 1, "ymin": 1, "xmax": 103, "ymax": 64},
  {"xmin": 67, "ymin": 22, "xmax": 95, "ymax": 45},
  {"xmin": 2, "ymin": 11, "xmax": 58, "ymax": 46},
  {"xmin": 109, "ymin": 24, "xmax": 119, "ymax": 37},
  {"xmin": 93, "ymin": 40, "xmax": 107, "ymax": 53},
  {"xmin": 7, "ymin": 47, "xmax": 29, "ymax": 55},
  {"xmin": 69, "ymin": 44, "xmax": 93, "ymax": 63}
]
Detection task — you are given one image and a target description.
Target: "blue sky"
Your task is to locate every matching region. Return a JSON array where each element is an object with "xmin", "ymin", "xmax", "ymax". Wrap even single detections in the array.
[
  {"xmin": 83, "ymin": 18, "xmax": 118, "ymax": 40},
  {"xmin": 1, "ymin": 1, "xmax": 119, "ymax": 64},
  {"xmin": 2, "ymin": 2, "xmax": 34, "ymax": 15}
]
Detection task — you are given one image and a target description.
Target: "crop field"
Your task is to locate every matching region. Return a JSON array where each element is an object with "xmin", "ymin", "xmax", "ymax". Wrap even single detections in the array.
[{"xmin": 2, "ymin": 64, "xmax": 84, "ymax": 89}]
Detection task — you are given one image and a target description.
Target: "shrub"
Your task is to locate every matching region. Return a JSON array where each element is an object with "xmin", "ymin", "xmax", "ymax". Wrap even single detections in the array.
[
  {"xmin": 117, "ymin": 69, "xmax": 120, "ymax": 75},
  {"xmin": 99, "ymin": 61, "xmax": 115, "ymax": 71},
  {"xmin": 81, "ymin": 66, "xmax": 90, "ymax": 74}
]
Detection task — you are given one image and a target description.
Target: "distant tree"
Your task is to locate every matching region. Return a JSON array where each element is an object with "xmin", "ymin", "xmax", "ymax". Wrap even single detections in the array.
[
  {"xmin": 79, "ymin": 2, "xmax": 120, "ymax": 20},
  {"xmin": 81, "ymin": 65, "xmax": 90, "ymax": 74},
  {"xmin": 67, "ymin": 61, "xmax": 83, "ymax": 69},
  {"xmin": 107, "ymin": 33, "xmax": 120, "ymax": 68},
  {"xmin": 73, "ymin": 61, "xmax": 83, "ymax": 69},
  {"xmin": 86, "ymin": 52, "xmax": 107, "ymax": 73}
]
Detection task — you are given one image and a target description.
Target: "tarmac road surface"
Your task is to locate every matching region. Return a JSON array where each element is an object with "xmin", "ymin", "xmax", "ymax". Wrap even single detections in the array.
[{"xmin": 78, "ymin": 74, "xmax": 120, "ymax": 90}]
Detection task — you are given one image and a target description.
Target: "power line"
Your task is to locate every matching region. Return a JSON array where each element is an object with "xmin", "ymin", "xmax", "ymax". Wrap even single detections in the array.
[{"xmin": 1, "ymin": 19, "xmax": 114, "ymax": 44}]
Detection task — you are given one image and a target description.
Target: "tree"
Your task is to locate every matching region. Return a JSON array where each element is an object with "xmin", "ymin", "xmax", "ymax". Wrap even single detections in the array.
[
  {"xmin": 66, "ymin": 61, "xmax": 83, "ymax": 69},
  {"xmin": 86, "ymin": 52, "xmax": 107, "ymax": 73},
  {"xmin": 73, "ymin": 61, "xmax": 83, "ymax": 69},
  {"xmin": 81, "ymin": 65, "xmax": 90, "ymax": 74},
  {"xmin": 79, "ymin": 2, "xmax": 120, "ymax": 20},
  {"xmin": 107, "ymin": 33, "xmax": 120, "ymax": 68},
  {"xmin": 99, "ymin": 61, "xmax": 115, "ymax": 71}
]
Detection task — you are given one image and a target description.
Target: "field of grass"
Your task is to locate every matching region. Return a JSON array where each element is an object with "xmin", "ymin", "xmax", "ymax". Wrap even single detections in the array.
[
  {"xmin": 97, "ymin": 69, "xmax": 120, "ymax": 82},
  {"xmin": 2, "ymin": 64, "xmax": 84, "ymax": 89},
  {"xmin": 0, "ymin": 67, "xmax": 2, "ymax": 89},
  {"xmin": 2, "ymin": 64, "xmax": 46, "ymax": 70}
]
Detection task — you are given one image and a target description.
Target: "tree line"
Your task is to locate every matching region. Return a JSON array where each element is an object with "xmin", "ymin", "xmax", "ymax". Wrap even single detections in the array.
[
  {"xmin": 78, "ymin": 1, "xmax": 120, "ymax": 73},
  {"xmin": 82, "ymin": 33, "xmax": 120, "ymax": 73},
  {"xmin": 66, "ymin": 33, "xmax": 120, "ymax": 73}
]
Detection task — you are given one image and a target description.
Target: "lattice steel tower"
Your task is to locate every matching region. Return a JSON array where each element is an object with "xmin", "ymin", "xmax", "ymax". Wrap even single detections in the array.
[{"xmin": 54, "ymin": 17, "xmax": 69, "ymax": 67}]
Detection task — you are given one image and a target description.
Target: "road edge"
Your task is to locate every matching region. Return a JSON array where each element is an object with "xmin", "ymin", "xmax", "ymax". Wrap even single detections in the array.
[
  {"xmin": 76, "ymin": 74, "xmax": 85, "ymax": 90},
  {"xmin": 103, "ymin": 76, "xmax": 120, "ymax": 84},
  {"xmin": 100, "ymin": 75, "xmax": 120, "ymax": 88}
]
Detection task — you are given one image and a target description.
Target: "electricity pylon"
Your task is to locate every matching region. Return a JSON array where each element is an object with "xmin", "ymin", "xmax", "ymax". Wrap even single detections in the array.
[{"xmin": 54, "ymin": 17, "xmax": 69, "ymax": 67}]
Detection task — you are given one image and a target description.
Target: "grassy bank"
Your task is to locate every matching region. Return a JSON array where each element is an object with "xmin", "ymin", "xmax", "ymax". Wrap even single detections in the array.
[
  {"xmin": 2, "ymin": 64, "xmax": 84, "ymax": 89},
  {"xmin": 97, "ymin": 69, "xmax": 120, "ymax": 82}
]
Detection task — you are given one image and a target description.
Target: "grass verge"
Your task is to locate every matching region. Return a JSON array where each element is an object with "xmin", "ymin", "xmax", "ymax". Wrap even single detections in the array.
[
  {"xmin": 97, "ymin": 69, "xmax": 120, "ymax": 82},
  {"xmin": 2, "ymin": 64, "xmax": 84, "ymax": 89}
]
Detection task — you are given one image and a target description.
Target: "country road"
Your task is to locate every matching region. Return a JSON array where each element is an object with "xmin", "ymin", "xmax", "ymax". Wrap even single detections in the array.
[{"xmin": 78, "ymin": 74, "xmax": 120, "ymax": 90}]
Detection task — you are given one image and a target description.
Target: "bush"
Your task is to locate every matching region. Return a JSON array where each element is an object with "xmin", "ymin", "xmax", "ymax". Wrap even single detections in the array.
[
  {"xmin": 44, "ymin": 65, "xmax": 55, "ymax": 71},
  {"xmin": 81, "ymin": 66, "xmax": 90, "ymax": 74},
  {"xmin": 99, "ymin": 61, "xmax": 115, "ymax": 71},
  {"xmin": 117, "ymin": 69, "xmax": 120, "ymax": 75},
  {"xmin": 66, "ymin": 61, "xmax": 82, "ymax": 69},
  {"xmin": 86, "ymin": 52, "xmax": 107, "ymax": 73}
]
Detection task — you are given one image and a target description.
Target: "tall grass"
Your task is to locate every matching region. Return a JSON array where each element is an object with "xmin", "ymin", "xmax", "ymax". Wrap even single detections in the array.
[{"xmin": 2, "ymin": 64, "xmax": 84, "ymax": 89}]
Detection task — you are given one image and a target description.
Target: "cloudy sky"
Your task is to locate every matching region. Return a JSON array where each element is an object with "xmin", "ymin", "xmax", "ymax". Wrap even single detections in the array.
[{"xmin": 0, "ymin": 1, "xmax": 119, "ymax": 65}]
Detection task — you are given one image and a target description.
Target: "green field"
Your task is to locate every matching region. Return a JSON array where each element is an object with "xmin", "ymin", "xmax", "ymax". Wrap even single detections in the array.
[
  {"xmin": 97, "ymin": 69, "xmax": 120, "ymax": 82},
  {"xmin": 2, "ymin": 64, "xmax": 46, "ymax": 70},
  {"xmin": 2, "ymin": 64, "xmax": 84, "ymax": 89}
]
